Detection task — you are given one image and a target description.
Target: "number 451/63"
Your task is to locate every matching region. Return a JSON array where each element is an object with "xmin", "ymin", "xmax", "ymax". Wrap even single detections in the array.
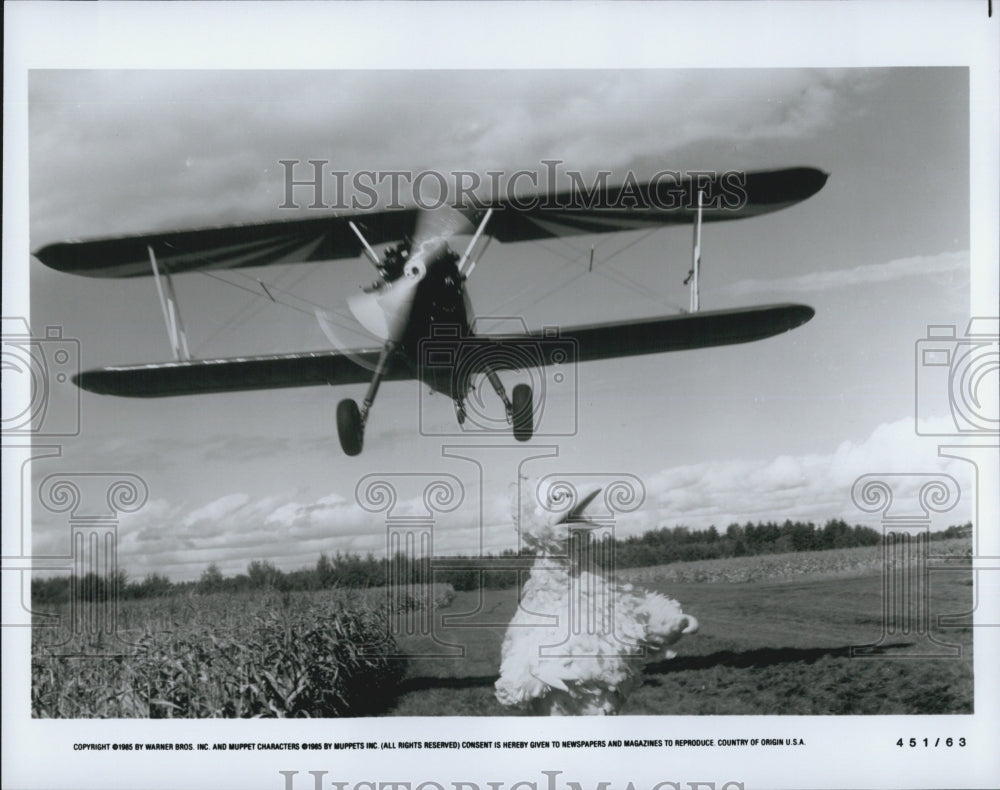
[{"xmin": 896, "ymin": 737, "xmax": 966, "ymax": 747}]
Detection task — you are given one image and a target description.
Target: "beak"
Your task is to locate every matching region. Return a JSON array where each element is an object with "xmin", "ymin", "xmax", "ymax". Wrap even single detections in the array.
[{"xmin": 558, "ymin": 487, "xmax": 602, "ymax": 525}]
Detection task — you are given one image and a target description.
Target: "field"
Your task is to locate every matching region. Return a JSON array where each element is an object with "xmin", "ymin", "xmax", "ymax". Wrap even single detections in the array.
[{"xmin": 32, "ymin": 542, "xmax": 973, "ymax": 717}]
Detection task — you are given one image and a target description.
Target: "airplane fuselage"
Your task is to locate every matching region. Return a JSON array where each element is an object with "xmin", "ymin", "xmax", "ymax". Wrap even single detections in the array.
[{"xmin": 389, "ymin": 247, "xmax": 477, "ymax": 402}]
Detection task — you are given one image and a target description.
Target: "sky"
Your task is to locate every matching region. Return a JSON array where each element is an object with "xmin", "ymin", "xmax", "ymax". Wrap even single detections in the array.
[{"xmin": 22, "ymin": 67, "xmax": 985, "ymax": 581}]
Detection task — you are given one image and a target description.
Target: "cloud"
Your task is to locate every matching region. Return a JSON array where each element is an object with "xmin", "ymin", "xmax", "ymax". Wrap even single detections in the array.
[
  {"xmin": 638, "ymin": 415, "xmax": 972, "ymax": 532},
  {"xmin": 30, "ymin": 69, "xmax": 871, "ymax": 244},
  {"xmin": 87, "ymin": 474, "xmax": 518, "ymax": 580},
  {"xmin": 32, "ymin": 411, "xmax": 975, "ymax": 582},
  {"xmin": 181, "ymin": 493, "xmax": 250, "ymax": 527},
  {"xmin": 264, "ymin": 494, "xmax": 357, "ymax": 532},
  {"xmin": 726, "ymin": 249, "xmax": 968, "ymax": 296},
  {"xmin": 119, "ymin": 497, "xmax": 176, "ymax": 526}
]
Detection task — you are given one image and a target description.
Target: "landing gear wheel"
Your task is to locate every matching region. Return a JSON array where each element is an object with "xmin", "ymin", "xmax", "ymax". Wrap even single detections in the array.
[
  {"xmin": 511, "ymin": 383, "xmax": 533, "ymax": 442},
  {"xmin": 337, "ymin": 399, "xmax": 364, "ymax": 456}
]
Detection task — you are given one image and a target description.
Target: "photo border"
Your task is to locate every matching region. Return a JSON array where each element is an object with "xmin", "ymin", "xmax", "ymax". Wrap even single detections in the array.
[{"xmin": 3, "ymin": 3, "xmax": 998, "ymax": 790}]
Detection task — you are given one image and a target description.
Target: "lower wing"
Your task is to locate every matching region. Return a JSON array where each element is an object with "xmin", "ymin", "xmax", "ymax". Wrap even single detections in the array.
[
  {"xmin": 73, "ymin": 349, "xmax": 398, "ymax": 397},
  {"xmin": 73, "ymin": 304, "xmax": 812, "ymax": 397},
  {"xmin": 548, "ymin": 302, "xmax": 813, "ymax": 362}
]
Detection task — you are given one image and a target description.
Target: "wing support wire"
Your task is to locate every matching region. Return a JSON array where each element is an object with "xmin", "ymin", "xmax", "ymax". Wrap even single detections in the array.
[
  {"xmin": 458, "ymin": 208, "xmax": 493, "ymax": 278},
  {"xmin": 685, "ymin": 189, "xmax": 704, "ymax": 313},
  {"xmin": 148, "ymin": 245, "xmax": 191, "ymax": 361}
]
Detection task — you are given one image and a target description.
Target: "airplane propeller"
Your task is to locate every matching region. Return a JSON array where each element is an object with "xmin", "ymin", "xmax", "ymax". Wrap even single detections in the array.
[
  {"xmin": 345, "ymin": 269, "xmax": 423, "ymax": 342},
  {"xmin": 314, "ymin": 308, "xmax": 381, "ymax": 373},
  {"xmin": 342, "ymin": 205, "xmax": 473, "ymax": 344},
  {"xmin": 410, "ymin": 205, "xmax": 474, "ymax": 268}
]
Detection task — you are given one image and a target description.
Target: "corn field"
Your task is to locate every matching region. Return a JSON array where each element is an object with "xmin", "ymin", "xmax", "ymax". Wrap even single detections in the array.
[{"xmin": 32, "ymin": 589, "xmax": 408, "ymax": 718}]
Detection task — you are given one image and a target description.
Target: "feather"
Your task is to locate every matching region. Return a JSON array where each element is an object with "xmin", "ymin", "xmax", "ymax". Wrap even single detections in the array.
[{"xmin": 495, "ymin": 477, "xmax": 700, "ymax": 715}]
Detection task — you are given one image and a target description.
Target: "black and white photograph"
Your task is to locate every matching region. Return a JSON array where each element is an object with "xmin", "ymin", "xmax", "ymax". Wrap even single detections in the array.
[{"xmin": 3, "ymin": 3, "xmax": 998, "ymax": 790}]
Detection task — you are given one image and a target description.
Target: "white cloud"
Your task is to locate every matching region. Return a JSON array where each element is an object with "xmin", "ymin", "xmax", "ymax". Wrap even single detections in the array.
[
  {"xmin": 264, "ymin": 494, "xmax": 356, "ymax": 530},
  {"xmin": 97, "ymin": 477, "xmax": 519, "ymax": 580},
  {"xmin": 726, "ymin": 250, "xmax": 968, "ymax": 296},
  {"xmin": 639, "ymin": 415, "xmax": 972, "ymax": 531},
  {"xmin": 30, "ymin": 69, "xmax": 870, "ymax": 243},
  {"xmin": 116, "ymin": 496, "xmax": 175, "ymax": 525},
  {"xmin": 31, "ymin": 408, "xmax": 982, "ymax": 583},
  {"xmin": 46, "ymin": 412, "xmax": 975, "ymax": 582},
  {"xmin": 181, "ymin": 493, "xmax": 250, "ymax": 527}
]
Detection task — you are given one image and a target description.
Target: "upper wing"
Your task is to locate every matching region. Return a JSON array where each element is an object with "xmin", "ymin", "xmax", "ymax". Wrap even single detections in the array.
[
  {"xmin": 34, "ymin": 209, "xmax": 420, "ymax": 278},
  {"xmin": 73, "ymin": 304, "xmax": 812, "ymax": 397},
  {"xmin": 470, "ymin": 167, "xmax": 828, "ymax": 243},
  {"xmin": 33, "ymin": 167, "xmax": 826, "ymax": 277}
]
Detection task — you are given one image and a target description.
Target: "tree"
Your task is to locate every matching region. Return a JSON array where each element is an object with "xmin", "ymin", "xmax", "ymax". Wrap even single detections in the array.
[
  {"xmin": 198, "ymin": 563, "xmax": 224, "ymax": 594},
  {"xmin": 822, "ymin": 519, "xmax": 852, "ymax": 549},
  {"xmin": 316, "ymin": 553, "xmax": 337, "ymax": 588},
  {"xmin": 32, "ymin": 575, "xmax": 70, "ymax": 606},
  {"xmin": 110, "ymin": 566, "xmax": 129, "ymax": 596},
  {"xmin": 131, "ymin": 573, "xmax": 173, "ymax": 599},
  {"xmin": 247, "ymin": 559, "xmax": 284, "ymax": 590}
]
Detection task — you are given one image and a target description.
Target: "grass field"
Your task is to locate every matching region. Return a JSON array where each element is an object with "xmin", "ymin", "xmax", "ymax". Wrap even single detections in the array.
[
  {"xmin": 392, "ymin": 571, "xmax": 973, "ymax": 715},
  {"xmin": 32, "ymin": 542, "xmax": 973, "ymax": 717}
]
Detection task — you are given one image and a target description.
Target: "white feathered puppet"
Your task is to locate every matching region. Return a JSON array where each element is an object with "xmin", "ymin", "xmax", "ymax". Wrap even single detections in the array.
[{"xmin": 495, "ymin": 479, "xmax": 699, "ymax": 715}]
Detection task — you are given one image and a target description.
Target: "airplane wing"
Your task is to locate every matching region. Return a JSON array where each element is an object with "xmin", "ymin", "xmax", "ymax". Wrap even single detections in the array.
[
  {"xmin": 33, "ymin": 209, "xmax": 422, "ymax": 278},
  {"xmin": 539, "ymin": 302, "xmax": 815, "ymax": 361},
  {"xmin": 71, "ymin": 304, "xmax": 812, "ymax": 397},
  {"xmin": 33, "ymin": 168, "xmax": 826, "ymax": 277},
  {"xmin": 475, "ymin": 167, "xmax": 828, "ymax": 243},
  {"xmin": 72, "ymin": 348, "xmax": 410, "ymax": 397}
]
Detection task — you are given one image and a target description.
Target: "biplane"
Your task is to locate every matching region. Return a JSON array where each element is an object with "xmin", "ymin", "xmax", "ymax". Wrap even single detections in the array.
[{"xmin": 34, "ymin": 167, "xmax": 826, "ymax": 455}]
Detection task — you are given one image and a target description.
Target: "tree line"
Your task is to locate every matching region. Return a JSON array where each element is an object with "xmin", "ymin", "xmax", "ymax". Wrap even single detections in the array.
[{"xmin": 31, "ymin": 520, "xmax": 973, "ymax": 605}]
